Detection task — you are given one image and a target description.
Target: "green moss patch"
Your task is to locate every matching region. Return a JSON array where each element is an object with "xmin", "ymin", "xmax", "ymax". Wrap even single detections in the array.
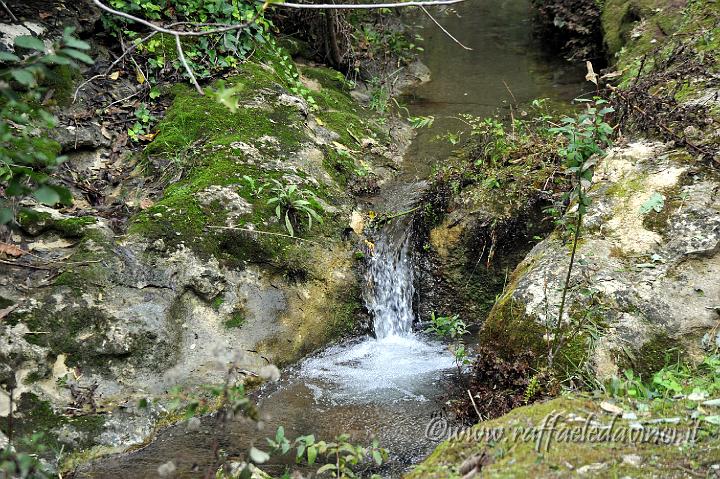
[
  {"xmin": 1, "ymin": 392, "xmax": 105, "ymax": 457},
  {"xmin": 409, "ymin": 394, "xmax": 720, "ymax": 478},
  {"xmin": 16, "ymin": 209, "xmax": 96, "ymax": 238}
]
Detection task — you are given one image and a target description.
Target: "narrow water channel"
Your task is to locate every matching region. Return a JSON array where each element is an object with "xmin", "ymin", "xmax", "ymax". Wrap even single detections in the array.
[{"xmin": 78, "ymin": 1, "xmax": 585, "ymax": 477}]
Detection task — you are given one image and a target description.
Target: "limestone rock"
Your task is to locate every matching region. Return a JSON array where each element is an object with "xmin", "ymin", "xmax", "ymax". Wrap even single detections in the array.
[{"xmin": 482, "ymin": 141, "xmax": 720, "ymax": 378}]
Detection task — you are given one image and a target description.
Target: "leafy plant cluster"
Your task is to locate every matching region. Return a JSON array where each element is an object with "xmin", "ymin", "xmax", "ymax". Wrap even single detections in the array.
[
  {"xmin": 545, "ymin": 98, "xmax": 614, "ymax": 370},
  {"xmin": 141, "ymin": 365, "xmax": 387, "ymax": 479},
  {"xmin": 262, "ymin": 426, "xmax": 388, "ymax": 478},
  {"xmin": 349, "ymin": 13, "xmax": 424, "ymax": 63},
  {"xmin": 244, "ymin": 176, "xmax": 324, "ymax": 237},
  {"xmin": 610, "ymin": 355, "xmax": 720, "ymax": 403},
  {"xmin": 0, "ymin": 433, "xmax": 52, "ymax": 479},
  {"xmin": 606, "ymin": 354, "xmax": 720, "ymax": 435},
  {"xmin": 0, "ymin": 28, "xmax": 94, "ymax": 225},
  {"xmin": 425, "ymin": 312, "xmax": 471, "ymax": 376},
  {"xmin": 265, "ymin": 39, "xmax": 318, "ymax": 109},
  {"xmin": 103, "ymin": 0, "xmax": 270, "ymax": 82}
]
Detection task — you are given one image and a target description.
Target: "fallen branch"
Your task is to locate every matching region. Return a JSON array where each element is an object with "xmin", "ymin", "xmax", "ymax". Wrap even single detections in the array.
[
  {"xmin": 0, "ymin": 259, "xmax": 52, "ymax": 270},
  {"xmin": 175, "ymin": 33, "xmax": 202, "ymax": 94},
  {"xmin": 279, "ymin": 0, "xmax": 467, "ymax": 9},
  {"xmin": 380, "ymin": 205, "xmax": 421, "ymax": 222},
  {"xmin": 207, "ymin": 225, "xmax": 319, "ymax": 243}
]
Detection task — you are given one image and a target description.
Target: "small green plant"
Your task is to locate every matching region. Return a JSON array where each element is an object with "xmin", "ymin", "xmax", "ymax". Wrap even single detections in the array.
[
  {"xmin": 0, "ymin": 433, "xmax": 52, "ymax": 479},
  {"xmin": 640, "ymin": 192, "xmax": 665, "ymax": 214},
  {"xmin": 425, "ymin": 312, "xmax": 468, "ymax": 339},
  {"xmin": 546, "ymin": 97, "xmax": 614, "ymax": 369},
  {"xmin": 408, "ymin": 115, "xmax": 434, "ymax": 129},
  {"xmin": 426, "ymin": 313, "xmax": 470, "ymax": 378},
  {"xmin": 242, "ymin": 175, "xmax": 265, "ymax": 197},
  {"xmin": 524, "ymin": 374, "xmax": 541, "ymax": 404},
  {"xmin": 266, "ymin": 179, "xmax": 324, "ymax": 237},
  {"xmin": 265, "ymin": 426, "xmax": 388, "ymax": 478},
  {"xmin": 0, "ymin": 28, "xmax": 94, "ymax": 224},
  {"xmin": 368, "ymin": 77, "xmax": 389, "ymax": 113},
  {"xmin": 127, "ymin": 103, "xmax": 156, "ymax": 141},
  {"xmin": 103, "ymin": 0, "xmax": 269, "ymax": 83}
]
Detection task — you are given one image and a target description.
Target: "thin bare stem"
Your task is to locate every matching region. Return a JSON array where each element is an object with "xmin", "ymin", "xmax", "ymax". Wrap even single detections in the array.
[
  {"xmin": 550, "ymin": 207, "xmax": 583, "ymax": 368},
  {"xmin": 175, "ymin": 34, "xmax": 203, "ymax": 94},
  {"xmin": 1, "ymin": 0, "xmax": 17, "ymax": 22},
  {"xmin": 279, "ymin": 0, "xmax": 467, "ymax": 9},
  {"xmin": 467, "ymin": 389, "xmax": 483, "ymax": 421},
  {"xmin": 420, "ymin": 6, "xmax": 472, "ymax": 50}
]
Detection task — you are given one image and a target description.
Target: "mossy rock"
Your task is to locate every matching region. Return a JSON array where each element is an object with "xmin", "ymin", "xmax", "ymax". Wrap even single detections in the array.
[
  {"xmin": 408, "ymin": 395, "xmax": 720, "ymax": 478},
  {"xmin": 0, "ymin": 392, "xmax": 105, "ymax": 457},
  {"xmin": 16, "ymin": 209, "xmax": 97, "ymax": 238}
]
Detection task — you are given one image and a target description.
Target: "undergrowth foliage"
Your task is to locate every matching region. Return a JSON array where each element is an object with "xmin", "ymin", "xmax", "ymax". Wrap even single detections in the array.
[
  {"xmin": 0, "ymin": 28, "xmax": 94, "ymax": 226},
  {"xmin": 103, "ymin": 0, "xmax": 269, "ymax": 81}
]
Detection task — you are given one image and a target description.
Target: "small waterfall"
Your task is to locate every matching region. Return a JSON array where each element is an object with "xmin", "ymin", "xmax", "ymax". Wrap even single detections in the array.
[{"xmin": 363, "ymin": 218, "xmax": 416, "ymax": 339}]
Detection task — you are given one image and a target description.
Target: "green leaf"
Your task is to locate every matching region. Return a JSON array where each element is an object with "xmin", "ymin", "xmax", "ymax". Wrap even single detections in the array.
[
  {"xmin": 0, "ymin": 207, "xmax": 13, "ymax": 225},
  {"xmin": 704, "ymin": 415, "xmax": 720, "ymax": 425},
  {"xmin": 59, "ymin": 48, "xmax": 94, "ymax": 64},
  {"xmin": 640, "ymin": 192, "xmax": 665, "ymax": 214},
  {"xmin": 14, "ymin": 35, "xmax": 45, "ymax": 51},
  {"xmin": 316, "ymin": 463, "xmax": 336, "ymax": 474},
  {"xmin": 34, "ymin": 185, "xmax": 60, "ymax": 205},
  {"xmin": 0, "ymin": 51, "xmax": 20, "ymax": 62},
  {"xmin": 307, "ymin": 445, "xmax": 317, "ymax": 465},
  {"xmin": 249, "ymin": 447, "xmax": 270, "ymax": 464},
  {"xmin": 63, "ymin": 36, "xmax": 91, "ymax": 50},
  {"xmin": 285, "ymin": 213, "xmax": 294, "ymax": 237},
  {"xmin": 40, "ymin": 54, "xmax": 73, "ymax": 65},
  {"xmin": 11, "ymin": 69, "xmax": 35, "ymax": 86}
]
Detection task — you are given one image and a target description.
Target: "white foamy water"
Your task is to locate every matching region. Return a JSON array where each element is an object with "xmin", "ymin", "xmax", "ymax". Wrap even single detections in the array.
[{"xmin": 300, "ymin": 334, "xmax": 455, "ymax": 404}]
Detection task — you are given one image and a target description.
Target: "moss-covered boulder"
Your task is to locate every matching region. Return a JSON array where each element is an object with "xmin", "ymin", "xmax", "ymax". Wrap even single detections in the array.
[{"xmin": 408, "ymin": 393, "xmax": 720, "ymax": 478}]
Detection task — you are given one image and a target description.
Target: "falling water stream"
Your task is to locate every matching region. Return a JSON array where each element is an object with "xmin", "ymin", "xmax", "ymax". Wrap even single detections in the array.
[{"xmin": 80, "ymin": 1, "xmax": 586, "ymax": 477}]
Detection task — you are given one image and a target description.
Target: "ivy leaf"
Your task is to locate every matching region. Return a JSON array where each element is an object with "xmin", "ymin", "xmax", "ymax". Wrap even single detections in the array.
[
  {"xmin": 59, "ymin": 48, "xmax": 93, "ymax": 64},
  {"xmin": 11, "ymin": 69, "xmax": 35, "ymax": 86},
  {"xmin": 34, "ymin": 185, "xmax": 60, "ymax": 205},
  {"xmin": 639, "ymin": 193, "xmax": 665, "ymax": 214},
  {"xmin": 14, "ymin": 35, "xmax": 45, "ymax": 52}
]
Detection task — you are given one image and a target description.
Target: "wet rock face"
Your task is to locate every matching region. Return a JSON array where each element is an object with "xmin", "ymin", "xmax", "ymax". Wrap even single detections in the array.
[
  {"xmin": 483, "ymin": 141, "xmax": 720, "ymax": 378},
  {"xmin": 413, "ymin": 174, "xmax": 555, "ymax": 328}
]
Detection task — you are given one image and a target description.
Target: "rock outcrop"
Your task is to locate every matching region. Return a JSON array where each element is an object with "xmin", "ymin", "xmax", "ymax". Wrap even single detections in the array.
[{"xmin": 0, "ymin": 49, "xmax": 407, "ymax": 462}]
